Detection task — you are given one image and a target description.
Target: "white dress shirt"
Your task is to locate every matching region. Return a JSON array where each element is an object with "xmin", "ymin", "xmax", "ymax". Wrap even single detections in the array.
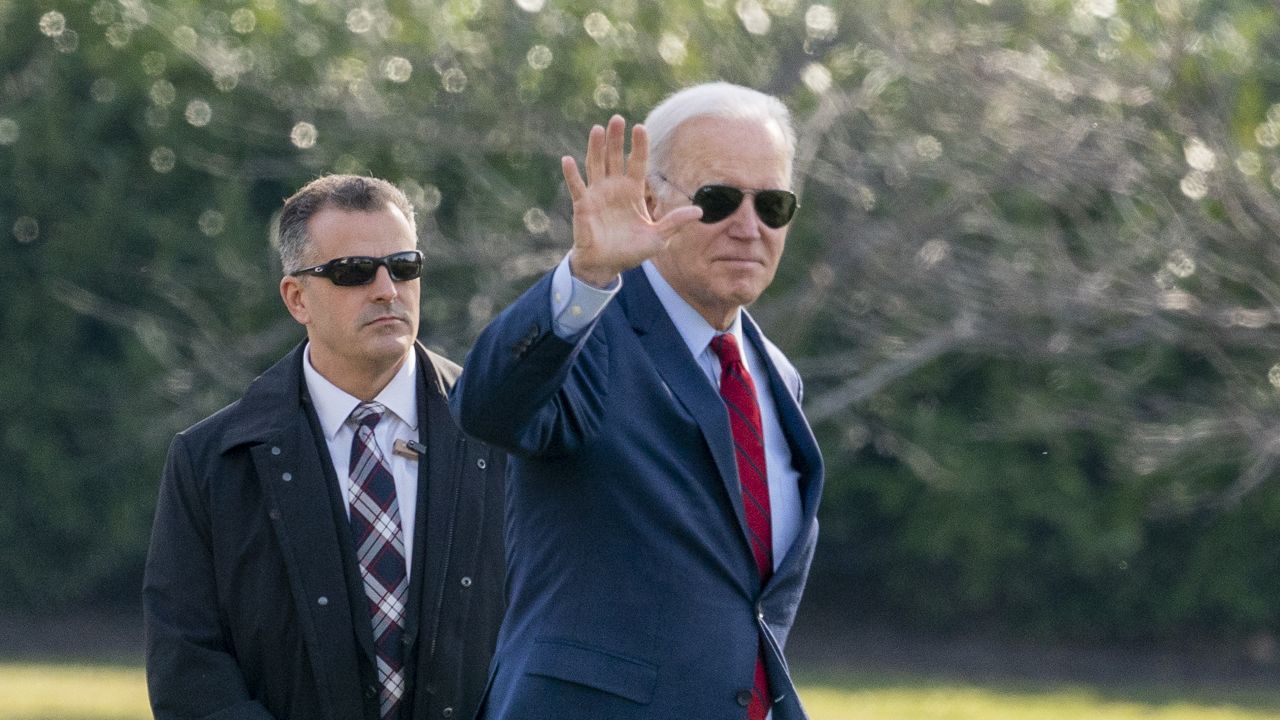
[
  {"xmin": 303, "ymin": 345, "xmax": 420, "ymax": 579},
  {"xmin": 549, "ymin": 254, "xmax": 804, "ymax": 567}
]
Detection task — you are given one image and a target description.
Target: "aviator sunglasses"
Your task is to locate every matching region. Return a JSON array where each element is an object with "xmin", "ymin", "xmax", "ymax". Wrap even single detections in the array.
[
  {"xmin": 656, "ymin": 174, "xmax": 798, "ymax": 229},
  {"xmin": 290, "ymin": 250, "xmax": 424, "ymax": 286}
]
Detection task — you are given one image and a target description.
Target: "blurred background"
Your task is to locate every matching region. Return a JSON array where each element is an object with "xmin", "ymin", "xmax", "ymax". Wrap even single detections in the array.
[{"xmin": 4, "ymin": 0, "xmax": 1280, "ymax": 716}]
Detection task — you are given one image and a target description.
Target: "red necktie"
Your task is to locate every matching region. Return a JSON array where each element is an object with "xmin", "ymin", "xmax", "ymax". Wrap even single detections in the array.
[{"xmin": 710, "ymin": 333, "xmax": 772, "ymax": 720}]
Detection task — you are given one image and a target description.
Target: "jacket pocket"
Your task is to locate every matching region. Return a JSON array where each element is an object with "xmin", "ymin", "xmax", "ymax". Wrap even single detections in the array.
[{"xmin": 525, "ymin": 638, "xmax": 657, "ymax": 705}]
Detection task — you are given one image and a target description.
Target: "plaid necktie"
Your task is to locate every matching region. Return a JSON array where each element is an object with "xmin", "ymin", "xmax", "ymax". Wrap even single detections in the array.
[
  {"xmin": 710, "ymin": 333, "xmax": 773, "ymax": 720},
  {"xmin": 349, "ymin": 402, "xmax": 408, "ymax": 720}
]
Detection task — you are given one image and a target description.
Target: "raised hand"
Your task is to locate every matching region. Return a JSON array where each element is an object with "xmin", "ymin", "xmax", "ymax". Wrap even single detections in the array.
[{"xmin": 561, "ymin": 115, "xmax": 703, "ymax": 287}]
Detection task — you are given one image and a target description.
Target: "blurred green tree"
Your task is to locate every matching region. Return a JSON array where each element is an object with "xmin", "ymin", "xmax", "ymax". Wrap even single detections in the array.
[{"xmin": 3, "ymin": 0, "xmax": 1280, "ymax": 645}]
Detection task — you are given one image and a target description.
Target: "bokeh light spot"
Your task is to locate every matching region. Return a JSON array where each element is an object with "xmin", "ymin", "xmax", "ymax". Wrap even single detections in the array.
[
  {"xmin": 231, "ymin": 8, "xmax": 257, "ymax": 34},
  {"xmin": 527, "ymin": 44, "xmax": 553, "ymax": 70},
  {"xmin": 1165, "ymin": 250, "xmax": 1195, "ymax": 278},
  {"xmin": 346, "ymin": 8, "xmax": 374, "ymax": 34},
  {"xmin": 0, "ymin": 118, "xmax": 19, "ymax": 145},
  {"xmin": 150, "ymin": 146, "xmax": 176, "ymax": 173},
  {"xmin": 657, "ymin": 33, "xmax": 686, "ymax": 66},
  {"xmin": 1183, "ymin": 137, "xmax": 1216, "ymax": 172},
  {"xmin": 584, "ymin": 12, "xmax": 612, "ymax": 40},
  {"xmin": 54, "ymin": 29, "xmax": 79, "ymax": 53},
  {"xmin": 915, "ymin": 134, "xmax": 943, "ymax": 160},
  {"xmin": 1254, "ymin": 122, "xmax": 1279, "ymax": 149},
  {"xmin": 1235, "ymin": 151, "xmax": 1261, "ymax": 177},
  {"xmin": 523, "ymin": 208, "xmax": 550, "ymax": 235},
  {"xmin": 593, "ymin": 84, "xmax": 619, "ymax": 109},
  {"xmin": 736, "ymin": 0, "xmax": 771, "ymax": 35},
  {"xmin": 13, "ymin": 217, "xmax": 39, "ymax": 244},
  {"xmin": 1179, "ymin": 171, "xmax": 1207, "ymax": 200},
  {"xmin": 801, "ymin": 62, "xmax": 832, "ymax": 94},
  {"xmin": 515, "ymin": 0, "xmax": 546, "ymax": 11},
  {"xmin": 39, "ymin": 11, "xmax": 66, "ymax": 37},
  {"xmin": 1269, "ymin": 364, "xmax": 1280, "ymax": 390},
  {"xmin": 198, "ymin": 210, "xmax": 225, "ymax": 237},
  {"xmin": 149, "ymin": 79, "xmax": 176, "ymax": 106},
  {"xmin": 805, "ymin": 5, "xmax": 837, "ymax": 41},
  {"xmin": 172, "ymin": 25, "xmax": 197, "ymax": 51},
  {"xmin": 290, "ymin": 122, "xmax": 318, "ymax": 149},
  {"xmin": 442, "ymin": 68, "xmax": 468, "ymax": 93},
  {"xmin": 383, "ymin": 56, "xmax": 413, "ymax": 83},
  {"xmin": 185, "ymin": 99, "xmax": 212, "ymax": 127}
]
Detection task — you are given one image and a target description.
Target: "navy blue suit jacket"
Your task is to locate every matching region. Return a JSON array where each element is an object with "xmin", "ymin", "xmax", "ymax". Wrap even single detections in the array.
[{"xmin": 452, "ymin": 267, "xmax": 824, "ymax": 720}]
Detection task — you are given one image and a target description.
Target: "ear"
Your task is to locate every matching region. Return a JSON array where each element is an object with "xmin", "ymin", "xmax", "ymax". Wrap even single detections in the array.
[
  {"xmin": 280, "ymin": 275, "xmax": 311, "ymax": 326},
  {"xmin": 644, "ymin": 181, "xmax": 660, "ymax": 219}
]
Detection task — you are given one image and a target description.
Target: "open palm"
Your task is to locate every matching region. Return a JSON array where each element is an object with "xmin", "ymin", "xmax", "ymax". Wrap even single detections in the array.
[{"xmin": 561, "ymin": 115, "xmax": 702, "ymax": 287}]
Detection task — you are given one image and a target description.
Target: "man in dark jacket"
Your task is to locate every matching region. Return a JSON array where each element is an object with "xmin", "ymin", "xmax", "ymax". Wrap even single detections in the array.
[{"xmin": 144, "ymin": 175, "xmax": 505, "ymax": 720}]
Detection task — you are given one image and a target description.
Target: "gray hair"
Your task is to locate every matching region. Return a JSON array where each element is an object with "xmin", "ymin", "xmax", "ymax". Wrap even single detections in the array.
[
  {"xmin": 643, "ymin": 82, "xmax": 796, "ymax": 194},
  {"xmin": 276, "ymin": 174, "xmax": 416, "ymax": 274}
]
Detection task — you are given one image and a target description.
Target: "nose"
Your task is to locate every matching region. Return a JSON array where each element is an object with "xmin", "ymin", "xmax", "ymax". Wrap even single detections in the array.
[
  {"xmin": 726, "ymin": 193, "xmax": 762, "ymax": 239},
  {"xmin": 367, "ymin": 265, "xmax": 399, "ymax": 301}
]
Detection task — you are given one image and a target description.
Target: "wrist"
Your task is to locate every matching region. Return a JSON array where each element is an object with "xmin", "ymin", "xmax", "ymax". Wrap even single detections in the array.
[{"xmin": 568, "ymin": 253, "xmax": 620, "ymax": 289}]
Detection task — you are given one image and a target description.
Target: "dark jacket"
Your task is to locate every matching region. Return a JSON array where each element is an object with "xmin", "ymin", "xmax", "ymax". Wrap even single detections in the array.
[
  {"xmin": 452, "ymin": 268, "xmax": 824, "ymax": 720},
  {"xmin": 144, "ymin": 342, "xmax": 505, "ymax": 720}
]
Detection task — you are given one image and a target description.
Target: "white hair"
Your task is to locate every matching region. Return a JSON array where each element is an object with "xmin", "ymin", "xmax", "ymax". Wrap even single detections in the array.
[{"xmin": 643, "ymin": 82, "xmax": 796, "ymax": 188}]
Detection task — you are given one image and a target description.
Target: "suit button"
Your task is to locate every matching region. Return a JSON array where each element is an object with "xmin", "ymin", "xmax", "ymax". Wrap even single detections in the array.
[
  {"xmin": 476, "ymin": 458, "xmax": 486, "ymax": 470},
  {"xmin": 442, "ymin": 707, "xmax": 454, "ymax": 718},
  {"xmin": 316, "ymin": 596, "xmax": 329, "ymax": 606},
  {"xmin": 736, "ymin": 689, "xmax": 753, "ymax": 707},
  {"xmin": 460, "ymin": 576, "xmax": 472, "ymax": 588},
  {"xmin": 271, "ymin": 446, "xmax": 281, "ymax": 455},
  {"xmin": 365, "ymin": 685, "xmax": 377, "ymax": 699}
]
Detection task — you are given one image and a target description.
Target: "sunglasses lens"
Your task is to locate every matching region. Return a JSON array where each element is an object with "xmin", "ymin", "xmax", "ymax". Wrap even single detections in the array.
[
  {"xmin": 386, "ymin": 252, "xmax": 423, "ymax": 281},
  {"xmin": 754, "ymin": 190, "xmax": 797, "ymax": 229},
  {"xmin": 328, "ymin": 258, "xmax": 378, "ymax": 286},
  {"xmin": 692, "ymin": 186, "xmax": 745, "ymax": 224}
]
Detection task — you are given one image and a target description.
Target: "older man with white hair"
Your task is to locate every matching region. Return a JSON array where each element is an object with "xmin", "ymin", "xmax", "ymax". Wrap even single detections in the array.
[{"xmin": 453, "ymin": 82, "xmax": 825, "ymax": 720}]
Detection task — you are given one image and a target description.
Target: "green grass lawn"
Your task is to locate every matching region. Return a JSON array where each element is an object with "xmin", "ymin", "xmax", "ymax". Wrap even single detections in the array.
[{"xmin": 3, "ymin": 663, "xmax": 1280, "ymax": 719}]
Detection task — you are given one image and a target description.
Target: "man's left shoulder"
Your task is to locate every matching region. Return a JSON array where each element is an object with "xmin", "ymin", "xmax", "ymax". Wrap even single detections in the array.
[{"xmin": 417, "ymin": 343, "xmax": 462, "ymax": 393}]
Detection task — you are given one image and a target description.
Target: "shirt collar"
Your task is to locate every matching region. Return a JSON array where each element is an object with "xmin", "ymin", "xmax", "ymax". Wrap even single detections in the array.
[
  {"xmin": 303, "ymin": 344, "xmax": 419, "ymax": 440},
  {"xmin": 641, "ymin": 260, "xmax": 744, "ymax": 361}
]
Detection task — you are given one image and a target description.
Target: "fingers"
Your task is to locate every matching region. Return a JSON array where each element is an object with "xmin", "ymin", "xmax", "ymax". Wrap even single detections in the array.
[
  {"xmin": 561, "ymin": 156, "xmax": 586, "ymax": 202},
  {"xmin": 605, "ymin": 115, "xmax": 626, "ymax": 177},
  {"xmin": 627, "ymin": 124, "xmax": 649, "ymax": 182},
  {"xmin": 585, "ymin": 124, "xmax": 605, "ymax": 185}
]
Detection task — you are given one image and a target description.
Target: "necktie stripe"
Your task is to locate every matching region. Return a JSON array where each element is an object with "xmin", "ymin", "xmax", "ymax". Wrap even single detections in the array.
[
  {"xmin": 348, "ymin": 402, "xmax": 407, "ymax": 720},
  {"xmin": 723, "ymin": 396, "xmax": 767, "ymax": 449}
]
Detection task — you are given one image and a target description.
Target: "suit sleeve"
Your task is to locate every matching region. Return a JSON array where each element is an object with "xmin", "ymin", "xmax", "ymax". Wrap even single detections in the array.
[
  {"xmin": 451, "ymin": 270, "xmax": 612, "ymax": 459},
  {"xmin": 143, "ymin": 434, "xmax": 276, "ymax": 720}
]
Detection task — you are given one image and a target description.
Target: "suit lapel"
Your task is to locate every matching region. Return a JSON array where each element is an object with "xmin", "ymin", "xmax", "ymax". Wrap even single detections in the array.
[
  {"xmin": 620, "ymin": 269, "xmax": 753, "ymax": 561},
  {"xmin": 403, "ymin": 346, "xmax": 462, "ymax": 663},
  {"xmin": 741, "ymin": 316, "xmax": 825, "ymax": 585},
  {"xmin": 249, "ymin": 383, "xmax": 371, "ymax": 700}
]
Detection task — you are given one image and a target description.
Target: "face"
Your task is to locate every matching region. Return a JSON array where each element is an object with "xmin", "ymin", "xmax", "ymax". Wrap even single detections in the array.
[
  {"xmin": 649, "ymin": 115, "xmax": 792, "ymax": 330},
  {"xmin": 280, "ymin": 202, "xmax": 421, "ymax": 389}
]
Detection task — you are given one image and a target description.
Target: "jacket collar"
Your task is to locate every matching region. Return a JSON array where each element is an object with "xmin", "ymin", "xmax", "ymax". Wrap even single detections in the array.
[{"xmin": 218, "ymin": 341, "xmax": 449, "ymax": 453}]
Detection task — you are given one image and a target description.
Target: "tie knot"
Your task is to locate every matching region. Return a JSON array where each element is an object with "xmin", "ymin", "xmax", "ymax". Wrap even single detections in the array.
[
  {"xmin": 350, "ymin": 401, "xmax": 386, "ymax": 429},
  {"xmin": 710, "ymin": 333, "xmax": 742, "ymax": 372}
]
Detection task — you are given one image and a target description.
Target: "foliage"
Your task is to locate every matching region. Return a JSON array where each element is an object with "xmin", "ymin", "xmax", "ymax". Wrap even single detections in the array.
[{"xmin": 2, "ymin": 0, "xmax": 1280, "ymax": 642}]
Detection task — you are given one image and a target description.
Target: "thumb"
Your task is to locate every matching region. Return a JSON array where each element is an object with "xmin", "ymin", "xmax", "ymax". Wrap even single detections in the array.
[{"xmin": 655, "ymin": 205, "xmax": 703, "ymax": 238}]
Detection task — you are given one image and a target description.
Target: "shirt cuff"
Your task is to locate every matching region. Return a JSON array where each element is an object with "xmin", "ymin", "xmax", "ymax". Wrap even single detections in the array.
[{"xmin": 550, "ymin": 253, "xmax": 621, "ymax": 338}]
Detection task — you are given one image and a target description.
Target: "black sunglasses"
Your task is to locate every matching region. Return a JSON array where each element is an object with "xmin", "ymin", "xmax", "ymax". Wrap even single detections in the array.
[
  {"xmin": 657, "ymin": 174, "xmax": 798, "ymax": 229},
  {"xmin": 290, "ymin": 250, "xmax": 424, "ymax": 286}
]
